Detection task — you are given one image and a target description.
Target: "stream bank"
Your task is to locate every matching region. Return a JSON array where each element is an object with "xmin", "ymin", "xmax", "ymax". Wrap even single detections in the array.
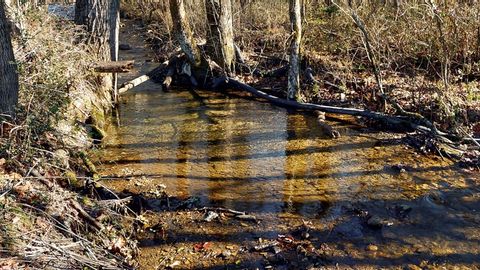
[
  {"xmin": 97, "ymin": 20, "xmax": 480, "ymax": 270},
  {"xmin": 1, "ymin": 7, "xmax": 137, "ymax": 269}
]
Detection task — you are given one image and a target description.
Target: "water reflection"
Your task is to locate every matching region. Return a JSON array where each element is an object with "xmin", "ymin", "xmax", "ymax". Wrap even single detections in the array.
[
  {"xmin": 104, "ymin": 22, "xmax": 480, "ymax": 268},
  {"xmin": 100, "ymin": 88, "xmax": 475, "ymax": 218},
  {"xmin": 99, "ymin": 85, "xmax": 480, "ymax": 268}
]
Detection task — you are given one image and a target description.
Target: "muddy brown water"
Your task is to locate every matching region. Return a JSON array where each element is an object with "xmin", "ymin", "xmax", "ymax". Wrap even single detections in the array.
[{"xmin": 98, "ymin": 22, "xmax": 480, "ymax": 270}]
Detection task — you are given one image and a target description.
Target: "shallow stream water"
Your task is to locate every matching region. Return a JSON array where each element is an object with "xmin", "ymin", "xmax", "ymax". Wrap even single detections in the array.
[{"xmin": 98, "ymin": 22, "xmax": 480, "ymax": 269}]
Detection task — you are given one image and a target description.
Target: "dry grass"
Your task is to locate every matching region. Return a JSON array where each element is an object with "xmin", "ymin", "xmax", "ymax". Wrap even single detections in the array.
[
  {"xmin": 0, "ymin": 174, "xmax": 137, "ymax": 269},
  {"xmin": 0, "ymin": 5, "xmax": 138, "ymax": 269},
  {"xmin": 2, "ymin": 5, "xmax": 96, "ymax": 167}
]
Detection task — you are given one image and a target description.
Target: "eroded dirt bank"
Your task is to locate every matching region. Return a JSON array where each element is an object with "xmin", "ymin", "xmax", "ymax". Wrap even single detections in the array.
[{"xmin": 96, "ymin": 21, "xmax": 480, "ymax": 270}]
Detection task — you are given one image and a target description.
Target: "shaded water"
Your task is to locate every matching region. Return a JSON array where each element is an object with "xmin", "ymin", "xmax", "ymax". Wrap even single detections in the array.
[{"xmin": 98, "ymin": 22, "xmax": 480, "ymax": 269}]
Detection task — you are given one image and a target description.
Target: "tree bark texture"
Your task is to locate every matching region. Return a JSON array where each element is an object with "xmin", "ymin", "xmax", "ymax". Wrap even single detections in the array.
[
  {"xmin": 109, "ymin": 0, "xmax": 120, "ymax": 62},
  {"xmin": 169, "ymin": 0, "xmax": 201, "ymax": 67},
  {"xmin": 288, "ymin": 0, "xmax": 302, "ymax": 100},
  {"xmin": 109, "ymin": 0, "xmax": 120, "ymax": 101},
  {"xmin": 75, "ymin": 0, "xmax": 114, "ymax": 61},
  {"xmin": 205, "ymin": 0, "xmax": 235, "ymax": 74},
  {"xmin": 93, "ymin": 60, "xmax": 134, "ymax": 73},
  {"xmin": 0, "ymin": 0, "xmax": 19, "ymax": 115}
]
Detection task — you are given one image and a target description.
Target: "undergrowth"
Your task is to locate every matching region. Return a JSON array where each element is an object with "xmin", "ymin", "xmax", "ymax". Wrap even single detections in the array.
[
  {"xmin": 0, "ymin": 5, "xmax": 137, "ymax": 269},
  {"xmin": 1, "ymin": 6, "xmax": 98, "ymax": 172}
]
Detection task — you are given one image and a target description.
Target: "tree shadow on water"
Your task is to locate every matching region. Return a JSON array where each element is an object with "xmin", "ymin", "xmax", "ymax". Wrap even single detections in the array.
[{"xmin": 127, "ymin": 179, "xmax": 480, "ymax": 269}]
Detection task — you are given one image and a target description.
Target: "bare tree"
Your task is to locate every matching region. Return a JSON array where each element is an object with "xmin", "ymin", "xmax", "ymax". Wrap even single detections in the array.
[
  {"xmin": 205, "ymin": 0, "xmax": 235, "ymax": 74},
  {"xmin": 75, "ymin": 0, "xmax": 119, "ymax": 61},
  {"xmin": 169, "ymin": 0, "xmax": 201, "ymax": 66},
  {"xmin": 0, "ymin": 0, "xmax": 19, "ymax": 115},
  {"xmin": 288, "ymin": 0, "xmax": 302, "ymax": 100}
]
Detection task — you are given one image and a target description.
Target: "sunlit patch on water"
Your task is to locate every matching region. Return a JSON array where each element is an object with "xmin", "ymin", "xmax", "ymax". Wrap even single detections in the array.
[{"xmin": 98, "ymin": 63, "xmax": 479, "ymax": 269}]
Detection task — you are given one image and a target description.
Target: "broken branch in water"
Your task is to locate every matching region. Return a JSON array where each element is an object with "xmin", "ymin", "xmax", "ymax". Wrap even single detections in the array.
[
  {"xmin": 117, "ymin": 53, "xmax": 185, "ymax": 94},
  {"xmin": 225, "ymin": 78, "xmax": 443, "ymax": 135},
  {"xmin": 115, "ymin": 56, "xmax": 470, "ymax": 155},
  {"xmin": 199, "ymin": 206, "xmax": 245, "ymax": 215},
  {"xmin": 314, "ymin": 111, "xmax": 340, "ymax": 139},
  {"xmin": 199, "ymin": 207, "xmax": 257, "ymax": 222}
]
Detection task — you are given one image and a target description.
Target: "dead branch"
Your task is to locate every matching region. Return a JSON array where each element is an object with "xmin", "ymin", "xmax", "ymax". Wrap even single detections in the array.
[
  {"xmin": 314, "ymin": 111, "xmax": 340, "ymax": 138},
  {"xmin": 349, "ymin": 9, "xmax": 385, "ymax": 103},
  {"xmin": 199, "ymin": 206, "xmax": 246, "ymax": 215},
  {"xmin": 11, "ymin": 159, "xmax": 53, "ymax": 188},
  {"xmin": 70, "ymin": 199, "xmax": 104, "ymax": 231},
  {"xmin": 263, "ymin": 65, "xmax": 289, "ymax": 77},
  {"xmin": 117, "ymin": 60, "xmax": 169, "ymax": 94},
  {"xmin": 92, "ymin": 60, "xmax": 134, "ymax": 73},
  {"xmin": 117, "ymin": 53, "xmax": 185, "ymax": 94},
  {"xmin": 305, "ymin": 67, "xmax": 343, "ymax": 91},
  {"xmin": 226, "ymin": 78, "xmax": 450, "ymax": 138},
  {"xmin": 234, "ymin": 43, "xmax": 245, "ymax": 64},
  {"xmin": 198, "ymin": 207, "xmax": 257, "ymax": 221},
  {"xmin": 97, "ymin": 196, "xmax": 132, "ymax": 207}
]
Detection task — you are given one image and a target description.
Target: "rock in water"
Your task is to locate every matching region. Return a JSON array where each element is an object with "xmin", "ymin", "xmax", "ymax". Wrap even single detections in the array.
[
  {"xmin": 119, "ymin": 44, "xmax": 132, "ymax": 50},
  {"xmin": 203, "ymin": 211, "xmax": 219, "ymax": 222},
  {"xmin": 334, "ymin": 218, "xmax": 364, "ymax": 239}
]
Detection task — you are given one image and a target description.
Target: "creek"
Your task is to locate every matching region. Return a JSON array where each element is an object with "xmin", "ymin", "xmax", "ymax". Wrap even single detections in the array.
[{"xmin": 98, "ymin": 22, "xmax": 480, "ymax": 269}]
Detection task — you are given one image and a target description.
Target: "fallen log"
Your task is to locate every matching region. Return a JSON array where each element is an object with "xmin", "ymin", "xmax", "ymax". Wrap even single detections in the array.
[
  {"xmin": 116, "ymin": 58, "xmax": 454, "ymax": 142},
  {"xmin": 226, "ymin": 78, "xmax": 451, "ymax": 138},
  {"xmin": 117, "ymin": 60, "xmax": 169, "ymax": 94},
  {"xmin": 117, "ymin": 53, "xmax": 185, "ymax": 94},
  {"xmin": 93, "ymin": 60, "xmax": 134, "ymax": 73}
]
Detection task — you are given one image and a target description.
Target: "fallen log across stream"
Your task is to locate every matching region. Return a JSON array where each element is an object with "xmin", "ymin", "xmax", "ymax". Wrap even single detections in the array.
[
  {"xmin": 225, "ymin": 79, "xmax": 446, "ymax": 136},
  {"xmin": 114, "ymin": 59, "xmax": 480, "ymax": 157}
]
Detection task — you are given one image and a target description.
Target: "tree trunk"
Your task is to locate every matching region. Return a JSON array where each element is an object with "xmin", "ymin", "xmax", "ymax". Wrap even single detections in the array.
[
  {"xmin": 109, "ymin": 0, "xmax": 120, "ymax": 62},
  {"xmin": 75, "ymin": 0, "xmax": 120, "ymax": 102},
  {"xmin": 109, "ymin": 0, "xmax": 120, "ymax": 102},
  {"xmin": 205, "ymin": 0, "xmax": 235, "ymax": 74},
  {"xmin": 75, "ymin": 0, "xmax": 113, "ymax": 61},
  {"xmin": 169, "ymin": 0, "xmax": 201, "ymax": 67},
  {"xmin": 0, "ymin": 0, "xmax": 19, "ymax": 115},
  {"xmin": 288, "ymin": 0, "xmax": 302, "ymax": 100}
]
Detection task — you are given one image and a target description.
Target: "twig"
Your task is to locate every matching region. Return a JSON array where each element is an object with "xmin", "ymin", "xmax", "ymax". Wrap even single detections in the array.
[
  {"xmin": 70, "ymin": 200, "xmax": 104, "ymax": 231},
  {"xmin": 198, "ymin": 207, "xmax": 257, "ymax": 221},
  {"xmin": 198, "ymin": 207, "xmax": 246, "ymax": 216}
]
